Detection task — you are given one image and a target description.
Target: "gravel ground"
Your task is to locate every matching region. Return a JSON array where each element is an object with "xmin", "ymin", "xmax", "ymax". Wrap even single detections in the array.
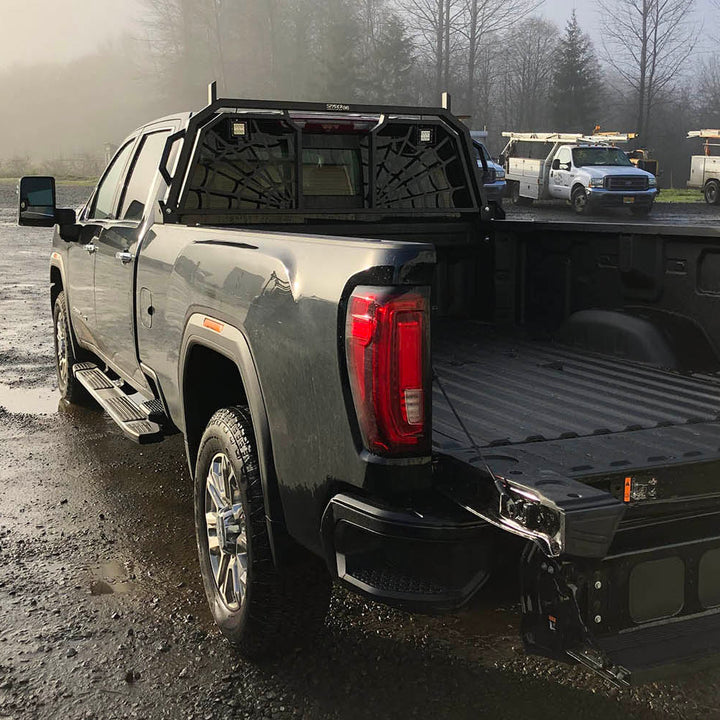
[
  {"xmin": 1, "ymin": 184, "xmax": 720, "ymax": 719},
  {"xmin": 503, "ymin": 199, "xmax": 720, "ymax": 225}
]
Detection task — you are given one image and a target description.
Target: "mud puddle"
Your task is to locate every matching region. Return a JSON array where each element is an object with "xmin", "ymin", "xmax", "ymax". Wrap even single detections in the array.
[
  {"xmin": 0, "ymin": 382, "xmax": 59, "ymax": 414},
  {"xmin": 88, "ymin": 560, "xmax": 135, "ymax": 596}
]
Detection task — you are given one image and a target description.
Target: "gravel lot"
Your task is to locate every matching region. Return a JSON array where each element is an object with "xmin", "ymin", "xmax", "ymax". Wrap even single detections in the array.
[
  {"xmin": 503, "ymin": 198, "xmax": 720, "ymax": 225},
  {"xmin": 1, "ymin": 184, "xmax": 719, "ymax": 719}
]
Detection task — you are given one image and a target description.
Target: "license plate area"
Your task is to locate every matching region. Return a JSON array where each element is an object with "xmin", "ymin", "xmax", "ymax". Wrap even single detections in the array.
[
  {"xmin": 623, "ymin": 196, "xmax": 635, "ymax": 204},
  {"xmin": 589, "ymin": 537, "xmax": 720, "ymax": 635}
]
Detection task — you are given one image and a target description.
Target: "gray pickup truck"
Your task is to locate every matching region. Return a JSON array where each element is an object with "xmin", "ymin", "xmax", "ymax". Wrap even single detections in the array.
[{"xmin": 18, "ymin": 96, "xmax": 720, "ymax": 685}]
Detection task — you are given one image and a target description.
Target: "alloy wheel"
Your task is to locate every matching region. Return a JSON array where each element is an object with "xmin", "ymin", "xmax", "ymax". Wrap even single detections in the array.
[
  {"xmin": 55, "ymin": 305, "xmax": 68, "ymax": 390},
  {"xmin": 204, "ymin": 452, "xmax": 248, "ymax": 611}
]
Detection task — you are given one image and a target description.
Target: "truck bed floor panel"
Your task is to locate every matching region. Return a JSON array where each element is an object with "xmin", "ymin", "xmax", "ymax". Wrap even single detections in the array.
[{"xmin": 432, "ymin": 325, "xmax": 720, "ymax": 452}]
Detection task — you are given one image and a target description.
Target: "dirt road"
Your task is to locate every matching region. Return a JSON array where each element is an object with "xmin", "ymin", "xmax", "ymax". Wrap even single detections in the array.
[{"xmin": 1, "ymin": 185, "xmax": 718, "ymax": 719}]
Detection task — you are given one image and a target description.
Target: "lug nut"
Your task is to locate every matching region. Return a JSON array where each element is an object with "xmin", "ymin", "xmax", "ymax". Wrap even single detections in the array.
[
  {"xmin": 594, "ymin": 615, "xmax": 602, "ymax": 624},
  {"xmin": 594, "ymin": 581, "xmax": 602, "ymax": 590}
]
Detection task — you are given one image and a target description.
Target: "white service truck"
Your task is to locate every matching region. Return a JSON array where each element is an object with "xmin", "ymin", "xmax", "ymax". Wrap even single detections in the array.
[
  {"xmin": 687, "ymin": 130, "xmax": 720, "ymax": 205},
  {"xmin": 501, "ymin": 132, "xmax": 658, "ymax": 216}
]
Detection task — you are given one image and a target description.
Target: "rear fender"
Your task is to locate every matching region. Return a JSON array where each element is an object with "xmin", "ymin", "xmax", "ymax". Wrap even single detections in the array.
[{"xmin": 179, "ymin": 314, "xmax": 283, "ymax": 532}]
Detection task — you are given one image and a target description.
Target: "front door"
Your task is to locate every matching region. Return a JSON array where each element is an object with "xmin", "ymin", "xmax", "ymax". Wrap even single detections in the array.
[
  {"xmin": 69, "ymin": 140, "xmax": 136, "ymax": 347},
  {"xmin": 549, "ymin": 146, "xmax": 573, "ymax": 200}
]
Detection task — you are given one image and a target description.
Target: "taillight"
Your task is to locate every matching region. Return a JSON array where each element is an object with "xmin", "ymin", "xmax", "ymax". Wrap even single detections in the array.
[{"xmin": 345, "ymin": 286, "xmax": 430, "ymax": 456}]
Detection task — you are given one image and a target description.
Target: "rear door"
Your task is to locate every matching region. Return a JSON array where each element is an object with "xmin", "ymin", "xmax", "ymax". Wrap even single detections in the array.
[{"xmin": 92, "ymin": 127, "xmax": 173, "ymax": 391}]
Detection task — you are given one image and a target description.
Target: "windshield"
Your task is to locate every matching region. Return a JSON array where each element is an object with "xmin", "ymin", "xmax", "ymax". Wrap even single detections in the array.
[{"xmin": 572, "ymin": 147, "xmax": 633, "ymax": 167}]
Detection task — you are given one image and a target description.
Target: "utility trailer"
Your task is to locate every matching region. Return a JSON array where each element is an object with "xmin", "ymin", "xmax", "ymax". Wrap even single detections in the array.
[
  {"xmin": 687, "ymin": 130, "xmax": 720, "ymax": 205},
  {"xmin": 501, "ymin": 132, "xmax": 658, "ymax": 215}
]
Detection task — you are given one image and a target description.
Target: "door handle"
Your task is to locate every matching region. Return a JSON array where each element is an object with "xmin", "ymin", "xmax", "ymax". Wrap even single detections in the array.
[
  {"xmin": 115, "ymin": 251, "xmax": 134, "ymax": 264},
  {"xmin": 85, "ymin": 243, "xmax": 97, "ymax": 254}
]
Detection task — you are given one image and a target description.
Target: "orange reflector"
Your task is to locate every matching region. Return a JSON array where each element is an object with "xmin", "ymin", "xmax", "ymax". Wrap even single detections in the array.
[
  {"xmin": 203, "ymin": 317, "xmax": 224, "ymax": 334},
  {"xmin": 624, "ymin": 477, "xmax": 632, "ymax": 503},
  {"xmin": 51, "ymin": 252, "xmax": 60, "ymax": 261}
]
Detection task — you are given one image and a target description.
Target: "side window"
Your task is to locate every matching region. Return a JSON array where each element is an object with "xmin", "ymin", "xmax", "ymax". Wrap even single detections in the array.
[
  {"xmin": 89, "ymin": 141, "xmax": 135, "ymax": 220},
  {"xmin": 117, "ymin": 130, "xmax": 171, "ymax": 221}
]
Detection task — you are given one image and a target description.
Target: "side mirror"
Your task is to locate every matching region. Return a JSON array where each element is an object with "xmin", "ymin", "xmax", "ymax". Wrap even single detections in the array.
[
  {"xmin": 498, "ymin": 153, "xmax": 506, "ymax": 166},
  {"xmin": 552, "ymin": 158, "xmax": 560, "ymax": 170},
  {"xmin": 18, "ymin": 176, "xmax": 56, "ymax": 227}
]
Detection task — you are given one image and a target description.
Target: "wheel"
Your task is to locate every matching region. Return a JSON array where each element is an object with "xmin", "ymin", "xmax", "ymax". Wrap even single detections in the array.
[
  {"xmin": 705, "ymin": 180, "xmax": 720, "ymax": 205},
  {"xmin": 195, "ymin": 406, "xmax": 331, "ymax": 659},
  {"xmin": 571, "ymin": 187, "xmax": 589, "ymax": 215},
  {"xmin": 53, "ymin": 291, "xmax": 89, "ymax": 404},
  {"xmin": 630, "ymin": 204, "xmax": 652, "ymax": 217}
]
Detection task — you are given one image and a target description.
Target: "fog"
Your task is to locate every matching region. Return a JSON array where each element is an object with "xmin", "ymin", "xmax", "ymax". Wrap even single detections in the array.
[{"xmin": 1, "ymin": 0, "xmax": 719, "ymax": 185}]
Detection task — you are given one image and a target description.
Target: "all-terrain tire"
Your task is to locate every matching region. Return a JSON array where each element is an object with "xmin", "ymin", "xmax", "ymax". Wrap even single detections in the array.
[
  {"xmin": 705, "ymin": 180, "xmax": 720, "ymax": 205},
  {"xmin": 53, "ymin": 291, "xmax": 90, "ymax": 404},
  {"xmin": 194, "ymin": 406, "xmax": 331, "ymax": 660}
]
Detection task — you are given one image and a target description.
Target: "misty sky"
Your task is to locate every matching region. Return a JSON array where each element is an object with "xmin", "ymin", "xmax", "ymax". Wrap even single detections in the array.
[
  {"xmin": 0, "ymin": 0, "xmax": 715, "ymax": 70},
  {"xmin": 0, "ymin": 0, "xmax": 141, "ymax": 70}
]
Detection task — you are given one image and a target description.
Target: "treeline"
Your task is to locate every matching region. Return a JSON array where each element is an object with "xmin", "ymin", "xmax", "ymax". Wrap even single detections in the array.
[{"xmin": 1, "ymin": 0, "xmax": 719, "ymax": 186}]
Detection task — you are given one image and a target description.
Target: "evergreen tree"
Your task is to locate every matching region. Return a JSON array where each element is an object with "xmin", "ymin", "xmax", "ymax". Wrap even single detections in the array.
[{"xmin": 550, "ymin": 12, "xmax": 601, "ymax": 133}]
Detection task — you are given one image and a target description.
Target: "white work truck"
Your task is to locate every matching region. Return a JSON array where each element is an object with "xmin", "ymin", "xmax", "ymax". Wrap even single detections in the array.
[
  {"xmin": 501, "ymin": 132, "xmax": 658, "ymax": 216},
  {"xmin": 687, "ymin": 130, "xmax": 720, "ymax": 205}
]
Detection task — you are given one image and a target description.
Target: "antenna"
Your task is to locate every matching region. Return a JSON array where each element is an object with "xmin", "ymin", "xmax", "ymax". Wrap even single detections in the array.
[{"xmin": 208, "ymin": 81, "xmax": 218, "ymax": 105}]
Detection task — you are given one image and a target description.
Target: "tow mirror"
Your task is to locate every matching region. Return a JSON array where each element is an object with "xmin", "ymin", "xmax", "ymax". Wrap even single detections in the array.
[
  {"xmin": 18, "ymin": 176, "xmax": 56, "ymax": 227},
  {"xmin": 552, "ymin": 158, "xmax": 560, "ymax": 170}
]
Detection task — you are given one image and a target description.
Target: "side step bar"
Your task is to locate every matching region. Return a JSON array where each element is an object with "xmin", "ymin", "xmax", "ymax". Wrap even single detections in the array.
[{"xmin": 73, "ymin": 362, "xmax": 165, "ymax": 444}]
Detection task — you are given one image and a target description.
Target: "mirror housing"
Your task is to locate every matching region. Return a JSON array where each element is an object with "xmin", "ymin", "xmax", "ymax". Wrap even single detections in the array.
[
  {"xmin": 18, "ymin": 176, "xmax": 80, "ymax": 241},
  {"xmin": 552, "ymin": 158, "xmax": 560, "ymax": 170},
  {"xmin": 57, "ymin": 209, "xmax": 80, "ymax": 242},
  {"xmin": 18, "ymin": 176, "xmax": 57, "ymax": 227}
]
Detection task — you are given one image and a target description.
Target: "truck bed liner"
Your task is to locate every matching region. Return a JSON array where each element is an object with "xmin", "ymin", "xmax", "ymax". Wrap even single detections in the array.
[{"xmin": 432, "ymin": 322, "xmax": 720, "ymax": 476}]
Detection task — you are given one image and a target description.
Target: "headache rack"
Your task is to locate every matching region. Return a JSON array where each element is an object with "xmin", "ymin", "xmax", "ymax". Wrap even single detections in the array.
[{"xmin": 159, "ymin": 93, "xmax": 486, "ymax": 224}]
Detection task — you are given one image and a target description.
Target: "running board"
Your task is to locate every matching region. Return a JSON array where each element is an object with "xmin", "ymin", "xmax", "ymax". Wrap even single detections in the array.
[{"xmin": 73, "ymin": 362, "xmax": 165, "ymax": 444}]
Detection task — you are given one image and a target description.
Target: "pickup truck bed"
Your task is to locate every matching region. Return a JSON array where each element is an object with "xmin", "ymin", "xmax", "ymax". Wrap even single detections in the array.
[
  {"xmin": 433, "ymin": 323, "xmax": 720, "ymax": 478},
  {"xmin": 434, "ymin": 322, "xmax": 720, "ymax": 445}
]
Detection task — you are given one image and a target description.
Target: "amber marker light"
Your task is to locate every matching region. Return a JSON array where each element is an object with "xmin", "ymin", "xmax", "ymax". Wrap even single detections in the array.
[
  {"xmin": 624, "ymin": 477, "xmax": 632, "ymax": 503},
  {"xmin": 203, "ymin": 318, "xmax": 225, "ymax": 334}
]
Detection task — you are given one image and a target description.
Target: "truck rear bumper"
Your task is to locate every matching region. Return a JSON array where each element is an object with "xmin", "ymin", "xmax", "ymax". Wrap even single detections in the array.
[
  {"xmin": 320, "ymin": 492, "xmax": 494, "ymax": 612},
  {"xmin": 586, "ymin": 188, "xmax": 658, "ymax": 207}
]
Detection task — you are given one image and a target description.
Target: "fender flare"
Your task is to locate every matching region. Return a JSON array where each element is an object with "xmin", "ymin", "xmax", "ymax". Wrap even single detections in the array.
[
  {"xmin": 50, "ymin": 254, "xmax": 81, "ymax": 359},
  {"xmin": 179, "ymin": 313, "xmax": 284, "ymax": 532}
]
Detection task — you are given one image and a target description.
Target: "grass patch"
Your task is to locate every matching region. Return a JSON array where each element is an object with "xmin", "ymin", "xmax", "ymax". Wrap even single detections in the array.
[
  {"xmin": 0, "ymin": 177, "xmax": 97, "ymax": 186},
  {"xmin": 656, "ymin": 188, "xmax": 703, "ymax": 203}
]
